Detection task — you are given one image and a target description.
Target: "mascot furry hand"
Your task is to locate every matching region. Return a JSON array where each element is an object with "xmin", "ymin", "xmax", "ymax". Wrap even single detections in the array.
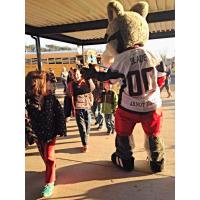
[{"xmin": 92, "ymin": 0, "xmax": 165, "ymax": 173}]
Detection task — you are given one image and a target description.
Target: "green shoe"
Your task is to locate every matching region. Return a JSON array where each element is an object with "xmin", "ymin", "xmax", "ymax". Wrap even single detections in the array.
[{"xmin": 41, "ymin": 183, "xmax": 54, "ymax": 197}]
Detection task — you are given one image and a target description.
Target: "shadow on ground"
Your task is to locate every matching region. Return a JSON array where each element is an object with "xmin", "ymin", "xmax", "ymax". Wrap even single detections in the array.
[
  {"xmin": 25, "ymin": 146, "xmax": 81, "ymax": 157},
  {"xmin": 50, "ymin": 178, "xmax": 174, "ymax": 200},
  {"xmin": 26, "ymin": 163, "xmax": 174, "ymax": 200},
  {"xmin": 25, "ymin": 171, "xmax": 44, "ymax": 200},
  {"xmin": 56, "ymin": 160, "xmax": 156, "ymax": 185},
  {"xmin": 26, "ymin": 160, "xmax": 152, "ymax": 200},
  {"xmin": 162, "ymin": 99, "xmax": 175, "ymax": 107}
]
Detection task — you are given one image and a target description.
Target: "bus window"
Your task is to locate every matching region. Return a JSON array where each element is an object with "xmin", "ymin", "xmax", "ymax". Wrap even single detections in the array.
[
  {"xmin": 76, "ymin": 55, "xmax": 83, "ymax": 61},
  {"xmin": 48, "ymin": 58, "xmax": 55, "ymax": 64},
  {"xmin": 55, "ymin": 58, "xmax": 62, "ymax": 64},
  {"xmin": 32, "ymin": 58, "xmax": 38, "ymax": 64},
  {"xmin": 42, "ymin": 58, "xmax": 48, "ymax": 64},
  {"xmin": 62, "ymin": 57, "xmax": 69, "ymax": 64},
  {"xmin": 25, "ymin": 59, "xmax": 31, "ymax": 64},
  {"xmin": 69, "ymin": 57, "xmax": 76, "ymax": 64}
]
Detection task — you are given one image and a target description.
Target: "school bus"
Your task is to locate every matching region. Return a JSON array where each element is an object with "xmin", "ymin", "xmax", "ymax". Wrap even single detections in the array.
[
  {"xmin": 25, "ymin": 49, "xmax": 102, "ymax": 78},
  {"xmin": 25, "ymin": 51, "xmax": 79, "ymax": 77}
]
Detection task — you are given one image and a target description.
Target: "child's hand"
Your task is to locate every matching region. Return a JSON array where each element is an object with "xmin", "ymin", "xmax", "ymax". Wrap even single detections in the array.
[
  {"xmin": 72, "ymin": 110, "xmax": 76, "ymax": 117},
  {"xmin": 112, "ymin": 110, "xmax": 116, "ymax": 115}
]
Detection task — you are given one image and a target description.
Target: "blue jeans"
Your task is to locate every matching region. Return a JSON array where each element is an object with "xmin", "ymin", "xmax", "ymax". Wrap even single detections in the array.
[
  {"xmin": 75, "ymin": 109, "xmax": 91, "ymax": 146},
  {"xmin": 104, "ymin": 113, "xmax": 114, "ymax": 131},
  {"xmin": 91, "ymin": 102, "xmax": 103, "ymax": 126}
]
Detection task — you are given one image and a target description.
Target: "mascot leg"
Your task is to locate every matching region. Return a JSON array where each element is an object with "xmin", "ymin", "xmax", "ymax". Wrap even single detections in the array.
[
  {"xmin": 142, "ymin": 109, "xmax": 165, "ymax": 172},
  {"xmin": 111, "ymin": 134, "xmax": 135, "ymax": 171},
  {"xmin": 112, "ymin": 108, "xmax": 136, "ymax": 171},
  {"xmin": 144, "ymin": 136, "xmax": 165, "ymax": 172}
]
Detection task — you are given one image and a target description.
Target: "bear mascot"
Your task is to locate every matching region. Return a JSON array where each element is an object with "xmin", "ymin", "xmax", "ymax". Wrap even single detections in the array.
[{"xmin": 86, "ymin": 0, "xmax": 166, "ymax": 173}]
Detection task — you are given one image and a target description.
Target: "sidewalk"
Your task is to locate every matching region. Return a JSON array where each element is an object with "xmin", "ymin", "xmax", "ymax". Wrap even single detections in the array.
[{"xmin": 25, "ymin": 86, "xmax": 175, "ymax": 200}]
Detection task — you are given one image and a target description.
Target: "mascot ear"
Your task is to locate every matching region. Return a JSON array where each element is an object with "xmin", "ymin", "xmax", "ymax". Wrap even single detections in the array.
[
  {"xmin": 130, "ymin": 1, "xmax": 149, "ymax": 18},
  {"xmin": 107, "ymin": 0, "xmax": 124, "ymax": 22}
]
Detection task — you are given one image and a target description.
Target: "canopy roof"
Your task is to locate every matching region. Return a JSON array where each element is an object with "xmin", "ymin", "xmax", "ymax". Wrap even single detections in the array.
[{"xmin": 25, "ymin": 0, "xmax": 175, "ymax": 45}]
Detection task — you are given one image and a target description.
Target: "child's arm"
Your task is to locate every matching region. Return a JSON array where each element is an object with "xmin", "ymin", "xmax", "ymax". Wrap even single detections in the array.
[
  {"xmin": 83, "ymin": 64, "xmax": 124, "ymax": 82},
  {"xmin": 67, "ymin": 81, "xmax": 76, "ymax": 116},
  {"xmin": 113, "ymin": 91, "xmax": 118, "ymax": 113},
  {"xmin": 88, "ymin": 78, "xmax": 95, "ymax": 92},
  {"xmin": 53, "ymin": 97, "xmax": 67, "ymax": 136},
  {"xmin": 25, "ymin": 109, "xmax": 37, "ymax": 145}
]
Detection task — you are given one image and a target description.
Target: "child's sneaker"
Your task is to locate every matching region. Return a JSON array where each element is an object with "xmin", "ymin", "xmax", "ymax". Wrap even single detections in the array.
[
  {"xmin": 107, "ymin": 130, "xmax": 111, "ymax": 135},
  {"xmin": 41, "ymin": 183, "xmax": 54, "ymax": 197},
  {"xmin": 97, "ymin": 125, "xmax": 103, "ymax": 130},
  {"xmin": 111, "ymin": 128, "xmax": 115, "ymax": 134},
  {"xmin": 81, "ymin": 145, "xmax": 89, "ymax": 153}
]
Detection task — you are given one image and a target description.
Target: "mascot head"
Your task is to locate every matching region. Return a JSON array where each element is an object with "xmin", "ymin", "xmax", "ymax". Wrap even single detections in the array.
[{"xmin": 102, "ymin": 0, "xmax": 149, "ymax": 66}]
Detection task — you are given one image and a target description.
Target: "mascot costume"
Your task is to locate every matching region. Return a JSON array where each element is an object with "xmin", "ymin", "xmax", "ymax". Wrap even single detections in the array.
[{"xmin": 86, "ymin": 0, "xmax": 166, "ymax": 173}]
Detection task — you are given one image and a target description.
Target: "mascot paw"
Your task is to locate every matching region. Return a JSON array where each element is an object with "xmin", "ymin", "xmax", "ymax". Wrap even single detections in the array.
[
  {"xmin": 81, "ymin": 64, "xmax": 97, "ymax": 80},
  {"xmin": 149, "ymin": 158, "xmax": 165, "ymax": 173},
  {"xmin": 111, "ymin": 153, "xmax": 134, "ymax": 171}
]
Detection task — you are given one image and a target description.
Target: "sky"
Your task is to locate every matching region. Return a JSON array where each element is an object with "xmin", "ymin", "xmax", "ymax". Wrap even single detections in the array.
[{"xmin": 25, "ymin": 35, "xmax": 175, "ymax": 58}]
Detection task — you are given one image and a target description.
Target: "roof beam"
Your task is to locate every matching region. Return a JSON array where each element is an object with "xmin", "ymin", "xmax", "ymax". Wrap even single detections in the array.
[
  {"xmin": 149, "ymin": 30, "xmax": 175, "ymax": 39},
  {"xmin": 80, "ymin": 29, "xmax": 175, "ymax": 45},
  {"xmin": 35, "ymin": 29, "xmax": 175, "ymax": 46},
  {"xmin": 25, "ymin": 10, "xmax": 175, "ymax": 35},
  {"xmin": 39, "ymin": 34, "xmax": 83, "ymax": 45},
  {"xmin": 25, "ymin": 24, "xmax": 38, "ymax": 35},
  {"xmin": 147, "ymin": 10, "xmax": 175, "ymax": 23},
  {"xmin": 25, "ymin": 25, "xmax": 83, "ymax": 44}
]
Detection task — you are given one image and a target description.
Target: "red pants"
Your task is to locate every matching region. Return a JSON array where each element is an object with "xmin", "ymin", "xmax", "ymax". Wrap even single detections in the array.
[
  {"xmin": 157, "ymin": 76, "xmax": 166, "ymax": 88},
  {"xmin": 115, "ymin": 107, "xmax": 163, "ymax": 137},
  {"xmin": 36, "ymin": 138, "xmax": 56, "ymax": 184}
]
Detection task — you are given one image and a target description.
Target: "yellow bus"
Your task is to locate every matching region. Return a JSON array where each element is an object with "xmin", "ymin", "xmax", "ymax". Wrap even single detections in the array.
[
  {"xmin": 25, "ymin": 51, "xmax": 79, "ymax": 77},
  {"xmin": 25, "ymin": 50, "xmax": 102, "ymax": 77}
]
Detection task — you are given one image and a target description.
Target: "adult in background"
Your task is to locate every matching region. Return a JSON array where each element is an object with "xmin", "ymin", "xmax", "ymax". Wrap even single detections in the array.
[
  {"xmin": 47, "ymin": 68, "xmax": 57, "ymax": 94},
  {"xmin": 60, "ymin": 67, "xmax": 68, "ymax": 91},
  {"xmin": 160, "ymin": 64, "xmax": 172, "ymax": 98}
]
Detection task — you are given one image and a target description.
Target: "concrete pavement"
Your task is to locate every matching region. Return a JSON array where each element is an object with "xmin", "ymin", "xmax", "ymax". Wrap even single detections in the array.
[{"xmin": 25, "ymin": 85, "xmax": 175, "ymax": 200}]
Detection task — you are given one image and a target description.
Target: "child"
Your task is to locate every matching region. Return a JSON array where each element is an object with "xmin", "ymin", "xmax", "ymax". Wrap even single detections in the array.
[
  {"xmin": 102, "ymin": 82, "xmax": 118, "ymax": 134},
  {"xmin": 25, "ymin": 71, "xmax": 66, "ymax": 198},
  {"xmin": 68, "ymin": 68, "xmax": 95, "ymax": 152},
  {"xmin": 63, "ymin": 88, "xmax": 72, "ymax": 123},
  {"xmin": 47, "ymin": 68, "xmax": 57, "ymax": 94},
  {"xmin": 63, "ymin": 69, "xmax": 74, "ymax": 124},
  {"xmin": 91, "ymin": 79, "xmax": 104, "ymax": 129}
]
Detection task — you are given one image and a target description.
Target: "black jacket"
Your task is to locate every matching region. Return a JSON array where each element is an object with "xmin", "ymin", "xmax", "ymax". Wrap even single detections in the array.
[{"xmin": 25, "ymin": 94, "xmax": 66, "ymax": 143}]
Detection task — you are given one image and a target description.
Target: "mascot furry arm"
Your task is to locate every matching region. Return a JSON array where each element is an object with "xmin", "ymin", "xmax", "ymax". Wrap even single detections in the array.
[{"xmin": 83, "ymin": 63, "xmax": 124, "ymax": 81}]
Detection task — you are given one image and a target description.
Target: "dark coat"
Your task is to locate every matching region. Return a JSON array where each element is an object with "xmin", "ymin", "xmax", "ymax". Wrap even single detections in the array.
[{"xmin": 25, "ymin": 94, "xmax": 66, "ymax": 143}]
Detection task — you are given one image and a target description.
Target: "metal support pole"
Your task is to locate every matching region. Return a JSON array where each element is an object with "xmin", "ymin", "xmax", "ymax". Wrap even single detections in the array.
[
  {"xmin": 82, "ymin": 45, "xmax": 85, "ymax": 65},
  {"xmin": 31, "ymin": 35, "xmax": 42, "ymax": 71}
]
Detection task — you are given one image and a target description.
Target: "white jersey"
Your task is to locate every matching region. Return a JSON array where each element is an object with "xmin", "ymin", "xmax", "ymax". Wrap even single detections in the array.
[{"xmin": 110, "ymin": 47, "xmax": 162, "ymax": 112}]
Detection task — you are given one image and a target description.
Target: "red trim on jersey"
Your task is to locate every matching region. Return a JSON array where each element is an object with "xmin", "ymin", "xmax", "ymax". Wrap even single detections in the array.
[{"xmin": 157, "ymin": 76, "xmax": 166, "ymax": 88}]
